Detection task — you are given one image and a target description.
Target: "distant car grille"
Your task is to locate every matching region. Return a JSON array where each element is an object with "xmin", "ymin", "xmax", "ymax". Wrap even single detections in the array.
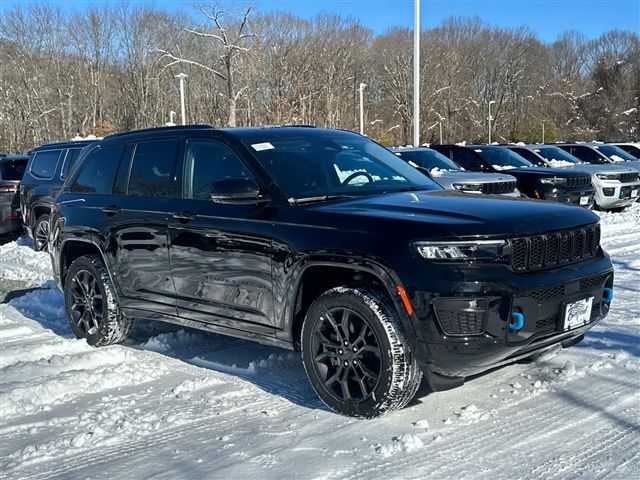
[
  {"xmin": 617, "ymin": 172, "xmax": 639, "ymax": 183},
  {"xmin": 510, "ymin": 224, "xmax": 600, "ymax": 272},
  {"xmin": 480, "ymin": 181, "xmax": 517, "ymax": 194},
  {"xmin": 566, "ymin": 176, "xmax": 591, "ymax": 187}
]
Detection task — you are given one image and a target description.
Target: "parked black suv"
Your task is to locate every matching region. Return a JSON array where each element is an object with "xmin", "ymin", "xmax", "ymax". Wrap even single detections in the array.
[
  {"xmin": 0, "ymin": 154, "xmax": 29, "ymax": 239},
  {"xmin": 431, "ymin": 144, "xmax": 595, "ymax": 207},
  {"xmin": 21, "ymin": 139, "xmax": 97, "ymax": 250},
  {"xmin": 50, "ymin": 126, "xmax": 613, "ymax": 418}
]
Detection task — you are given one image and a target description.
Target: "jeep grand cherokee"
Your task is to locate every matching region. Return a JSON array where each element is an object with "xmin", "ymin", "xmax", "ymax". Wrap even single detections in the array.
[{"xmin": 49, "ymin": 126, "xmax": 614, "ymax": 418}]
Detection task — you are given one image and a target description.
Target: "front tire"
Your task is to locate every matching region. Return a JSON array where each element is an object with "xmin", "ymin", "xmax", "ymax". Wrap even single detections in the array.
[
  {"xmin": 301, "ymin": 287, "xmax": 422, "ymax": 418},
  {"xmin": 64, "ymin": 255, "xmax": 132, "ymax": 346}
]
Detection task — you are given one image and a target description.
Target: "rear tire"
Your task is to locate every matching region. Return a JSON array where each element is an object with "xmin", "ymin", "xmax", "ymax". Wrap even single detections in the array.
[
  {"xmin": 34, "ymin": 214, "xmax": 50, "ymax": 252},
  {"xmin": 64, "ymin": 255, "xmax": 132, "ymax": 346},
  {"xmin": 301, "ymin": 286, "xmax": 422, "ymax": 418}
]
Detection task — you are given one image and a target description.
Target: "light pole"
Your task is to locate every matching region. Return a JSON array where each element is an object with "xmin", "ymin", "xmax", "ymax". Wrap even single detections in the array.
[
  {"xmin": 413, "ymin": 0, "xmax": 420, "ymax": 146},
  {"xmin": 175, "ymin": 73, "xmax": 188, "ymax": 125},
  {"xmin": 488, "ymin": 100, "xmax": 496, "ymax": 144},
  {"xmin": 439, "ymin": 121, "xmax": 443, "ymax": 144},
  {"xmin": 357, "ymin": 83, "xmax": 367, "ymax": 135}
]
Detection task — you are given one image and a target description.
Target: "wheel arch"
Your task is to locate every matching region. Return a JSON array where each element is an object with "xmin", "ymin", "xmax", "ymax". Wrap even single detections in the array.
[
  {"xmin": 59, "ymin": 237, "xmax": 114, "ymax": 289},
  {"xmin": 283, "ymin": 258, "xmax": 416, "ymax": 350}
]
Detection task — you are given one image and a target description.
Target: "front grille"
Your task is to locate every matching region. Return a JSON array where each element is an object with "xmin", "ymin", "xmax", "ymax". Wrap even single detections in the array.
[
  {"xmin": 527, "ymin": 272, "xmax": 611, "ymax": 304},
  {"xmin": 437, "ymin": 310, "xmax": 484, "ymax": 335},
  {"xmin": 510, "ymin": 224, "xmax": 600, "ymax": 272},
  {"xmin": 481, "ymin": 181, "xmax": 517, "ymax": 195},
  {"xmin": 580, "ymin": 272, "xmax": 609, "ymax": 291},
  {"xmin": 530, "ymin": 285, "xmax": 565, "ymax": 302},
  {"xmin": 617, "ymin": 172, "xmax": 638, "ymax": 183},
  {"xmin": 566, "ymin": 176, "xmax": 591, "ymax": 187},
  {"xmin": 536, "ymin": 314, "xmax": 558, "ymax": 331}
]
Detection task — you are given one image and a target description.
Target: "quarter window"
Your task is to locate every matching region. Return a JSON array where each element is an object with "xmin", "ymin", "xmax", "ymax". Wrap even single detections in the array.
[
  {"xmin": 30, "ymin": 150, "xmax": 62, "ymax": 178},
  {"xmin": 182, "ymin": 140, "xmax": 254, "ymax": 200},
  {"xmin": 128, "ymin": 140, "xmax": 179, "ymax": 197},
  {"xmin": 71, "ymin": 145, "xmax": 124, "ymax": 194}
]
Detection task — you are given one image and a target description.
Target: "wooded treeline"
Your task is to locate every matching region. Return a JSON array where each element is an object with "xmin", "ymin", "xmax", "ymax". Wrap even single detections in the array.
[{"xmin": 1, "ymin": 2, "xmax": 638, "ymax": 152}]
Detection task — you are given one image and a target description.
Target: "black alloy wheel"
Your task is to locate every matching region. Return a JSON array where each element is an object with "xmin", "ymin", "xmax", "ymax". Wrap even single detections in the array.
[
  {"xmin": 311, "ymin": 306, "xmax": 382, "ymax": 402},
  {"xmin": 68, "ymin": 268, "xmax": 104, "ymax": 336},
  {"xmin": 34, "ymin": 214, "xmax": 50, "ymax": 252}
]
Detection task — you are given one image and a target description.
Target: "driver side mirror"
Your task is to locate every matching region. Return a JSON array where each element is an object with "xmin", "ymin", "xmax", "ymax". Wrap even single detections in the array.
[{"xmin": 210, "ymin": 178, "xmax": 266, "ymax": 205}]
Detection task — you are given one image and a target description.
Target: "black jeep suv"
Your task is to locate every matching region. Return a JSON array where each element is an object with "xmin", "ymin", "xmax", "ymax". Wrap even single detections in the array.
[
  {"xmin": 21, "ymin": 139, "xmax": 97, "ymax": 250},
  {"xmin": 50, "ymin": 126, "xmax": 613, "ymax": 418}
]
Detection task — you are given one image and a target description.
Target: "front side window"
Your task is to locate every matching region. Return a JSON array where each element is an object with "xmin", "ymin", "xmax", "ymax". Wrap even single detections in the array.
[
  {"xmin": 128, "ymin": 140, "xmax": 179, "ymax": 197},
  {"xmin": 571, "ymin": 146, "xmax": 607, "ymax": 164},
  {"xmin": 182, "ymin": 140, "xmax": 255, "ymax": 200},
  {"xmin": 511, "ymin": 148, "xmax": 545, "ymax": 166},
  {"xmin": 71, "ymin": 145, "xmax": 124, "ymax": 194},
  {"xmin": 451, "ymin": 149, "xmax": 485, "ymax": 170},
  {"xmin": 243, "ymin": 132, "xmax": 438, "ymax": 200},
  {"xmin": 30, "ymin": 150, "xmax": 62, "ymax": 178},
  {"xmin": 535, "ymin": 147, "xmax": 582, "ymax": 164}
]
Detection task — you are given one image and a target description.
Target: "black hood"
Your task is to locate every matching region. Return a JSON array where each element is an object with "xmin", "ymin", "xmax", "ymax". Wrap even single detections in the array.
[{"xmin": 300, "ymin": 190, "xmax": 598, "ymax": 239}]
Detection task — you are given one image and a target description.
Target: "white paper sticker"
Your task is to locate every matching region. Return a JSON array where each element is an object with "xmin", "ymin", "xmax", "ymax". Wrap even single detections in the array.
[{"xmin": 251, "ymin": 142, "xmax": 275, "ymax": 151}]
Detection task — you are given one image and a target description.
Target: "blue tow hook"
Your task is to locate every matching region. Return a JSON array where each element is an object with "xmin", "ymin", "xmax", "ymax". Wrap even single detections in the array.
[
  {"xmin": 509, "ymin": 311, "xmax": 524, "ymax": 332},
  {"xmin": 602, "ymin": 287, "xmax": 613, "ymax": 304}
]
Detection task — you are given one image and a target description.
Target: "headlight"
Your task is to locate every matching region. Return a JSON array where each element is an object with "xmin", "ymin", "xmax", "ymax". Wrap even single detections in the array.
[
  {"xmin": 539, "ymin": 177, "xmax": 568, "ymax": 185},
  {"xmin": 452, "ymin": 183, "xmax": 482, "ymax": 192},
  {"xmin": 596, "ymin": 173, "xmax": 619, "ymax": 180},
  {"xmin": 413, "ymin": 240, "xmax": 507, "ymax": 260}
]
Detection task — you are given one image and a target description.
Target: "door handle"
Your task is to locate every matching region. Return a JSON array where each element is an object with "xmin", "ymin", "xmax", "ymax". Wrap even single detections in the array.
[
  {"xmin": 172, "ymin": 210, "xmax": 196, "ymax": 221},
  {"xmin": 101, "ymin": 205, "xmax": 120, "ymax": 215}
]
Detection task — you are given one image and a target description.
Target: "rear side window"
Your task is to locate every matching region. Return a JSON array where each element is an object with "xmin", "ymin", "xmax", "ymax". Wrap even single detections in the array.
[
  {"xmin": 30, "ymin": 150, "xmax": 62, "ymax": 178},
  {"xmin": 182, "ymin": 140, "xmax": 254, "ymax": 200},
  {"xmin": 71, "ymin": 145, "xmax": 124, "ymax": 194},
  {"xmin": 0, "ymin": 160, "xmax": 27, "ymax": 180},
  {"xmin": 128, "ymin": 140, "xmax": 179, "ymax": 197},
  {"xmin": 61, "ymin": 148, "xmax": 84, "ymax": 180}
]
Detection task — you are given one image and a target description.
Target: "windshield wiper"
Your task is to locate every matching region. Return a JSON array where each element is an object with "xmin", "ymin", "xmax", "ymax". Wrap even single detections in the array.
[{"xmin": 289, "ymin": 194, "xmax": 354, "ymax": 205}]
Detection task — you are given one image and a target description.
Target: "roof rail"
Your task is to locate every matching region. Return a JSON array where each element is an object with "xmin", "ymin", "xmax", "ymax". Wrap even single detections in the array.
[{"xmin": 104, "ymin": 124, "xmax": 214, "ymax": 139}]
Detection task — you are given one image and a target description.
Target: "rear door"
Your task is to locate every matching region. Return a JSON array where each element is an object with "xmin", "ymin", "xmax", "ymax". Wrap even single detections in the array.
[
  {"xmin": 92, "ymin": 140, "xmax": 180, "ymax": 315},
  {"xmin": 167, "ymin": 137, "xmax": 275, "ymax": 334}
]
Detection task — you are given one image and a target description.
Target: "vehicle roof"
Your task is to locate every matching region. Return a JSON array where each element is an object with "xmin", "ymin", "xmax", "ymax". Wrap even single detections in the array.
[
  {"xmin": 0, "ymin": 154, "xmax": 29, "ymax": 161},
  {"xmin": 100, "ymin": 124, "xmax": 353, "ymax": 145},
  {"xmin": 31, "ymin": 139, "xmax": 98, "ymax": 152}
]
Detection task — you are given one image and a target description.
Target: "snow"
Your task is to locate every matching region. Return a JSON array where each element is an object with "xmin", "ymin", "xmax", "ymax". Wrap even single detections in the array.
[
  {"xmin": 491, "ymin": 164, "xmax": 517, "ymax": 170},
  {"xmin": 1, "ymin": 204, "xmax": 640, "ymax": 479},
  {"xmin": 547, "ymin": 159, "xmax": 576, "ymax": 168},
  {"xmin": 609, "ymin": 155, "xmax": 625, "ymax": 162}
]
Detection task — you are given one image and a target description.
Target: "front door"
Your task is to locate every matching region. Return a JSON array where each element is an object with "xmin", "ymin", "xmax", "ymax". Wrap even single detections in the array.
[{"xmin": 168, "ymin": 138, "xmax": 275, "ymax": 335}]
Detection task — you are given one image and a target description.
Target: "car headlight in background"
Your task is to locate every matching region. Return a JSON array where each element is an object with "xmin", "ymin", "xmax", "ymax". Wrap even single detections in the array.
[
  {"xmin": 413, "ymin": 240, "xmax": 506, "ymax": 260},
  {"xmin": 539, "ymin": 177, "xmax": 568, "ymax": 186},
  {"xmin": 596, "ymin": 173, "xmax": 619, "ymax": 180},
  {"xmin": 452, "ymin": 183, "xmax": 482, "ymax": 192}
]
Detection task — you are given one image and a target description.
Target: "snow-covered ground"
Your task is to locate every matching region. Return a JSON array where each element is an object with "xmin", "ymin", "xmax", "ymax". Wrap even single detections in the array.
[{"xmin": 1, "ymin": 206, "xmax": 639, "ymax": 479}]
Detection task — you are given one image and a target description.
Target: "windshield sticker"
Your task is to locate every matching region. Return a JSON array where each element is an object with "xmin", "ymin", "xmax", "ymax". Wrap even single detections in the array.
[{"xmin": 251, "ymin": 142, "xmax": 275, "ymax": 151}]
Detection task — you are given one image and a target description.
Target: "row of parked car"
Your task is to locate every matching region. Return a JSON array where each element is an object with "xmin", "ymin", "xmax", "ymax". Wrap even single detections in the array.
[
  {"xmin": 393, "ymin": 142, "xmax": 640, "ymax": 211},
  {"xmin": 0, "ymin": 126, "xmax": 633, "ymax": 417}
]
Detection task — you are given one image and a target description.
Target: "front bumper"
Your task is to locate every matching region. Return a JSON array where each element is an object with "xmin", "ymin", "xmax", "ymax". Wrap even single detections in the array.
[
  {"xmin": 538, "ymin": 186, "xmax": 595, "ymax": 207},
  {"xmin": 594, "ymin": 180, "xmax": 640, "ymax": 209},
  {"xmin": 403, "ymin": 254, "xmax": 613, "ymax": 378}
]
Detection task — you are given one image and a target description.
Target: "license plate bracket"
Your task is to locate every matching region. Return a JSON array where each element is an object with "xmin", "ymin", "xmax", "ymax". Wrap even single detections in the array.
[
  {"xmin": 563, "ymin": 297, "xmax": 593, "ymax": 331},
  {"xmin": 579, "ymin": 196, "xmax": 589, "ymax": 206}
]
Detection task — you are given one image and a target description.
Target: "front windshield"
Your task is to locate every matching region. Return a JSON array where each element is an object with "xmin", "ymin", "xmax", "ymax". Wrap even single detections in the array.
[
  {"xmin": 396, "ymin": 149, "xmax": 462, "ymax": 172},
  {"xmin": 534, "ymin": 147, "xmax": 583, "ymax": 164},
  {"xmin": 474, "ymin": 147, "xmax": 533, "ymax": 169},
  {"xmin": 243, "ymin": 131, "xmax": 441, "ymax": 200},
  {"xmin": 594, "ymin": 145, "xmax": 638, "ymax": 162}
]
